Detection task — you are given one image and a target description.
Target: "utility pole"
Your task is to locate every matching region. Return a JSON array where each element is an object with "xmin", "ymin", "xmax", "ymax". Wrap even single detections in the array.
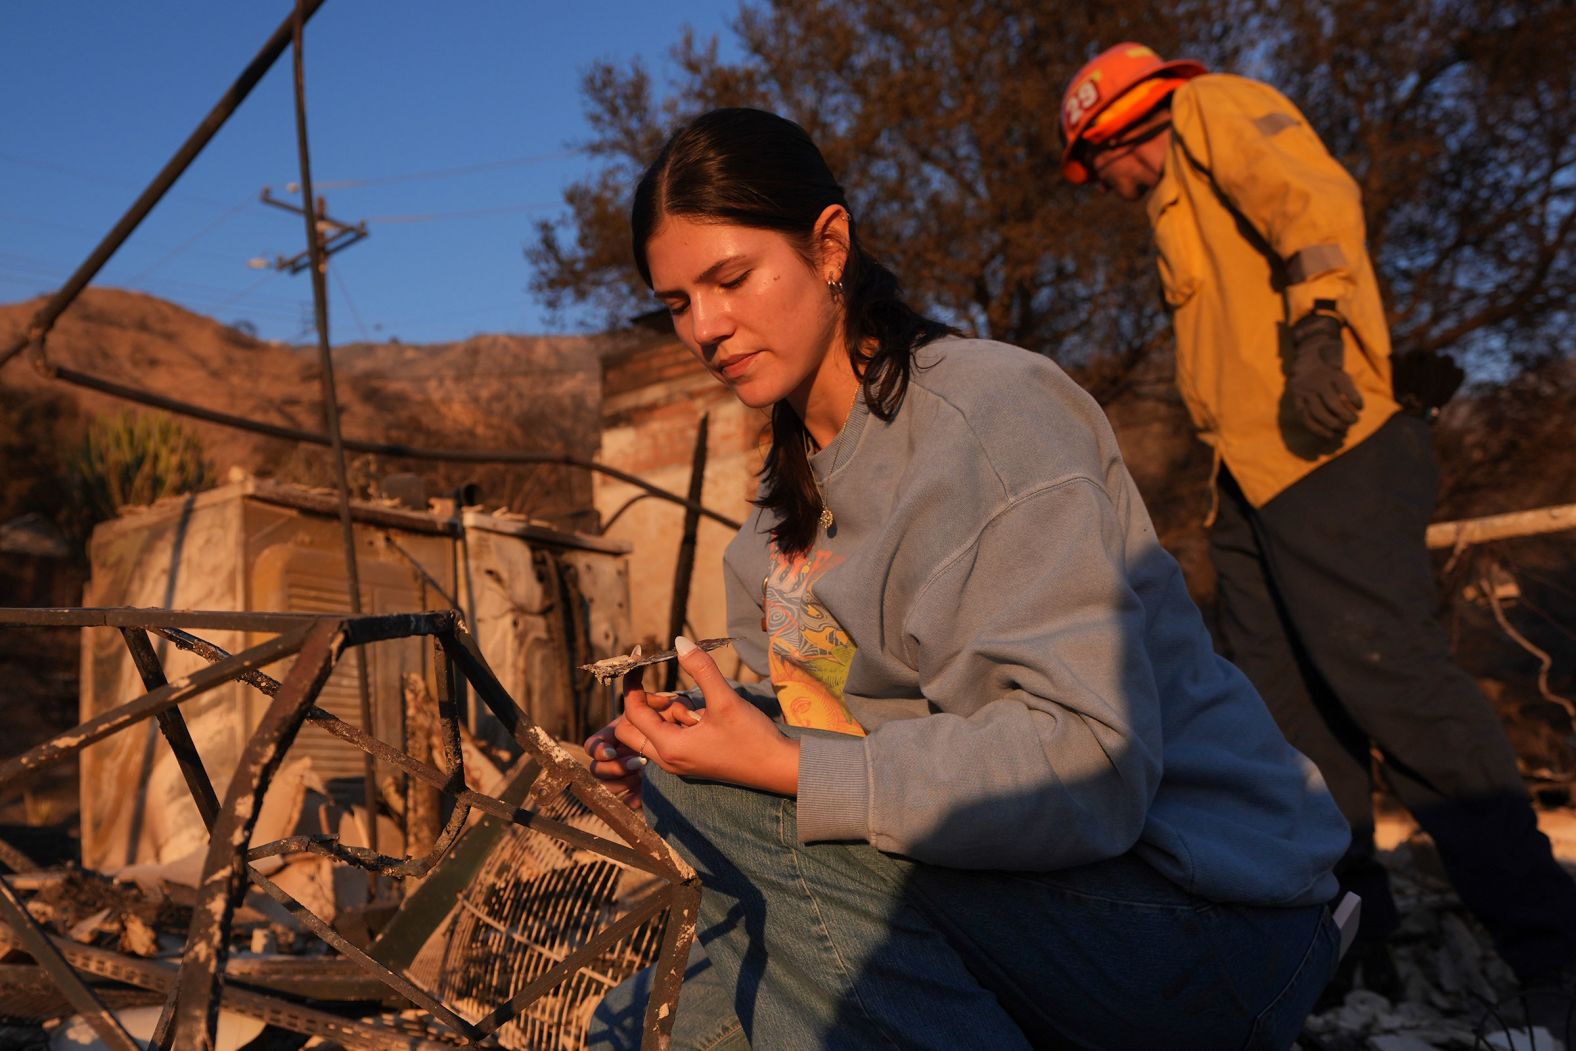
[
  {"xmin": 258, "ymin": 162, "xmax": 379, "ymax": 863},
  {"xmin": 258, "ymin": 185, "xmax": 368, "ymax": 273}
]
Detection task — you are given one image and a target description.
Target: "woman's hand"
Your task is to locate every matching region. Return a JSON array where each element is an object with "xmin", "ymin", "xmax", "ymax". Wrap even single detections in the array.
[
  {"xmin": 583, "ymin": 691, "xmax": 702, "ymax": 810},
  {"xmin": 615, "ymin": 636, "xmax": 800, "ymax": 797}
]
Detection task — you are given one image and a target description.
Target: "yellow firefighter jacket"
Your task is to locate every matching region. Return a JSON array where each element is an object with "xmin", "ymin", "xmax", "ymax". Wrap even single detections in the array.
[{"xmin": 1146, "ymin": 73, "xmax": 1398, "ymax": 508}]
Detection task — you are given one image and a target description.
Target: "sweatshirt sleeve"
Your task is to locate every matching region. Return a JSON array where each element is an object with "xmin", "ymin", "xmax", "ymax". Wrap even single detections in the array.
[
  {"xmin": 796, "ymin": 475, "xmax": 1165, "ymax": 871},
  {"xmin": 1172, "ymin": 78, "xmax": 1368, "ymax": 323}
]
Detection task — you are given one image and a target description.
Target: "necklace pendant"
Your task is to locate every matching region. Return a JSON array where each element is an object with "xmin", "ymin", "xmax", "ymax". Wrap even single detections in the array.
[{"xmin": 818, "ymin": 505, "xmax": 834, "ymax": 530}]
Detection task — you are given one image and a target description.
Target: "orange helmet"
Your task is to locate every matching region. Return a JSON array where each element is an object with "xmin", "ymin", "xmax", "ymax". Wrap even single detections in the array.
[{"xmin": 1059, "ymin": 42, "xmax": 1207, "ymax": 184}]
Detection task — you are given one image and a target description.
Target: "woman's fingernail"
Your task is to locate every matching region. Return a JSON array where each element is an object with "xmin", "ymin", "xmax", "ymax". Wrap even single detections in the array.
[
  {"xmin": 687, "ymin": 708, "xmax": 703, "ymax": 721},
  {"xmin": 674, "ymin": 635, "xmax": 697, "ymax": 656},
  {"xmin": 600, "ymin": 746, "xmax": 617, "ymax": 760},
  {"xmin": 623, "ymin": 756, "xmax": 648, "ymax": 771}
]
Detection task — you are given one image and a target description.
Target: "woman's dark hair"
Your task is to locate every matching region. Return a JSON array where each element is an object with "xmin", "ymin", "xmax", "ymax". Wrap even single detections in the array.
[{"xmin": 632, "ymin": 107, "xmax": 952, "ymax": 556}]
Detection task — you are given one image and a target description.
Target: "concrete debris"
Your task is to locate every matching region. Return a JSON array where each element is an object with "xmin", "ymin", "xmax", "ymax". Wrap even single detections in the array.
[
  {"xmin": 21, "ymin": 870, "xmax": 187, "ymax": 960},
  {"xmin": 48, "ymin": 1006, "xmax": 265, "ymax": 1050},
  {"xmin": 1369, "ymin": 1035, "xmax": 1453, "ymax": 1051},
  {"xmin": 1481, "ymin": 1029, "xmax": 1566, "ymax": 1051},
  {"xmin": 108, "ymin": 755, "xmax": 385, "ymax": 928},
  {"xmin": 64, "ymin": 908, "xmax": 110, "ymax": 945},
  {"xmin": 1298, "ymin": 832, "xmax": 1575, "ymax": 1051},
  {"xmin": 0, "ymin": 513, "xmax": 72, "ymax": 560}
]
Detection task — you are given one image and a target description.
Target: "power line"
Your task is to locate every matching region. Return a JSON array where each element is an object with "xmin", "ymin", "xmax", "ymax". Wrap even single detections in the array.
[
  {"xmin": 257, "ymin": 188, "xmax": 367, "ymax": 275},
  {"xmin": 125, "ymin": 199, "xmax": 253, "ymax": 283},
  {"xmin": 217, "ymin": 269, "xmax": 284, "ymax": 312},
  {"xmin": 376, "ymin": 299, "xmax": 542, "ymax": 329},
  {"xmin": 365, "ymin": 202, "xmax": 557, "ymax": 224},
  {"xmin": 0, "ymin": 251, "xmax": 308, "ymax": 313},
  {"xmin": 0, "ymin": 151, "xmax": 238, "ymax": 211},
  {"xmin": 0, "ymin": 212, "xmax": 119, "ymax": 239},
  {"xmin": 0, "ymin": 222, "xmax": 241, "ymax": 270},
  {"xmin": 330, "ymin": 266, "xmax": 371, "ymax": 342},
  {"xmin": 308, "ymin": 149, "xmax": 582, "ymax": 191}
]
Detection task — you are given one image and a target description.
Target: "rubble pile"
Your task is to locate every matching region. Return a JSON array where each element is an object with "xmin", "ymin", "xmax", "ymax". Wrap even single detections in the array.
[
  {"xmin": 22, "ymin": 869, "xmax": 187, "ymax": 960},
  {"xmin": 1300, "ymin": 829, "xmax": 1576, "ymax": 1051}
]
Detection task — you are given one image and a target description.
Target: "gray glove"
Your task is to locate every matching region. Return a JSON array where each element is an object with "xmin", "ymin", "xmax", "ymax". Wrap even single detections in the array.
[{"xmin": 1288, "ymin": 312, "xmax": 1363, "ymax": 440}]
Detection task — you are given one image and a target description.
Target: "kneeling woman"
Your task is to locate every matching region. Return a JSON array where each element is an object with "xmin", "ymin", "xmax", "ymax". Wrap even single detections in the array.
[{"xmin": 585, "ymin": 107, "xmax": 1350, "ymax": 1050}]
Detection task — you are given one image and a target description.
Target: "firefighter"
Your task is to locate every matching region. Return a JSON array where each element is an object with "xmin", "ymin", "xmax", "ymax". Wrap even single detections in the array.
[{"xmin": 1058, "ymin": 42, "xmax": 1576, "ymax": 1001}]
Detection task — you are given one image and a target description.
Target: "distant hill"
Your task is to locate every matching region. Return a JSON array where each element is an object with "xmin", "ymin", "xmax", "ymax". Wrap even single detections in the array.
[{"xmin": 0, "ymin": 288, "xmax": 623, "ymax": 526}]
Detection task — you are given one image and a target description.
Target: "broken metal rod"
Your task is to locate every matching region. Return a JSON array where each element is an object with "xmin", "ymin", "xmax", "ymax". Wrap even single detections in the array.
[
  {"xmin": 171, "ymin": 619, "xmax": 342, "ymax": 1047},
  {"xmin": 0, "ymin": 876, "xmax": 139, "ymax": 1051},
  {"xmin": 581, "ymin": 637, "xmax": 737, "ymax": 686},
  {"xmin": 120, "ymin": 627, "xmax": 222, "ymax": 827},
  {"xmin": 0, "ymin": 926, "xmax": 456, "ymax": 1051},
  {"xmin": 0, "ymin": 626, "xmax": 313, "ymax": 791},
  {"xmin": 150, "ymin": 623, "xmax": 666, "ymax": 877},
  {"xmin": 243, "ymin": 866, "xmax": 479, "ymax": 1042},
  {"xmin": 440, "ymin": 631, "xmax": 691, "ymax": 880}
]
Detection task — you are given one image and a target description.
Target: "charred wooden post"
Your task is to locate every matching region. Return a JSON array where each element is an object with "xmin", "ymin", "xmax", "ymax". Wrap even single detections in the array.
[{"xmin": 402, "ymin": 672, "xmax": 443, "ymax": 861}]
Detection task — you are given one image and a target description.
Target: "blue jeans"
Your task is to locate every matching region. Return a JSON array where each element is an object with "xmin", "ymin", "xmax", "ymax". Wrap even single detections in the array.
[{"xmin": 589, "ymin": 764, "xmax": 1338, "ymax": 1050}]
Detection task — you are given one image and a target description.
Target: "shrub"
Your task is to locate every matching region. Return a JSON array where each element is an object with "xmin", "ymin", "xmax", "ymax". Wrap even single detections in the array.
[{"xmin": 70, "ymin": 410, "xmax": 214, "ymax": 526}]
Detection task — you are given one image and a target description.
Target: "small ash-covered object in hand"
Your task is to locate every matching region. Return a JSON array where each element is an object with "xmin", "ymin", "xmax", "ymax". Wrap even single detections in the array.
[{"xmin": 580, "ymin": 638, "xmax": 737, "ymax": 685}]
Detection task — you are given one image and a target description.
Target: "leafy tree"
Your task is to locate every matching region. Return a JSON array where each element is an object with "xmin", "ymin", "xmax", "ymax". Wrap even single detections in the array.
[
  {"xmin": 530, "ymin": 0, "xmax": 1258, "ymax": 401},
  {"xmin": 1259, "ymin": 0, "xmax": 1576, "ymax": 372},
  {"xmin": 528, "ymin": 0, "xmax": 1574, "ymax": 399}
]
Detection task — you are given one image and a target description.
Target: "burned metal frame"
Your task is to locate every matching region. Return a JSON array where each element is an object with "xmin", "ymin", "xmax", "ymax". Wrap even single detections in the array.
[{"xmin": 0, "ymin": 607, "xmax": 699, "ymax": 1050}]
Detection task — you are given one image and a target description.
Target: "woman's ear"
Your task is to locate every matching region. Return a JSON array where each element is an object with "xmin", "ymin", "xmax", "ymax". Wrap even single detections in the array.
[{"xmin": 812, "ymin": 204, "xmax": 851, "ymax": 284}]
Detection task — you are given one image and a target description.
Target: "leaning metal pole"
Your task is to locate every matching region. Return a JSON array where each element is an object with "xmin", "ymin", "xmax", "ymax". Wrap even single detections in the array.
[
  {"xmin": 0, "ymin": 0, "xmax": 330, "ymax": 370},
  {"xmin": 288, "ymin": 0, "xmax": 381, "ymax": 846}
]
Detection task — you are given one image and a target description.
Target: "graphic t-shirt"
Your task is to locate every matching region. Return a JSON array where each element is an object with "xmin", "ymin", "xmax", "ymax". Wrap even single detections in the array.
[{"xmin": 764, "ymin": 543, "xmax": 864, "ymax": 736}]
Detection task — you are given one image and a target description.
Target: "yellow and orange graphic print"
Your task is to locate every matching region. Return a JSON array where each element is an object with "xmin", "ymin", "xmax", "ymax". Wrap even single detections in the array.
[{"xmin": 765, "ymin": 545, "xmax": 864, "ymax": 736}]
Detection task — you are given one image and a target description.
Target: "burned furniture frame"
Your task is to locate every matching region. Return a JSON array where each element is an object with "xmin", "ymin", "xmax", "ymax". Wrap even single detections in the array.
[{"xmin": 0, "ymin": 607, "xmax": 699, "ymax": 1050}]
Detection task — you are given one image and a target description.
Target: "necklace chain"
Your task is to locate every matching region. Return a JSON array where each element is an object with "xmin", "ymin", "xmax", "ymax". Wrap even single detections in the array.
[
  {"xmin": 807, "ymin": 383, "xmax": 859, "ymax": 532},
  {"xmin": 806, "ymin": 433, "xmax": 835, "ymax": 530}
]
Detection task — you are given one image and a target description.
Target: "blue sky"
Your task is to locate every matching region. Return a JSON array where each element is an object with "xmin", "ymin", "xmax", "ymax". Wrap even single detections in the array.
[{"xmin": 1, "ymin": 2, "xmax": 742, "ymax": 345}]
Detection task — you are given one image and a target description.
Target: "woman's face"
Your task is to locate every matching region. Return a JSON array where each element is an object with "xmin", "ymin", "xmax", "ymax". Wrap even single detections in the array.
[{"xmin": 645, "ymin": 213, "xmax": 844, "ymax": 415}]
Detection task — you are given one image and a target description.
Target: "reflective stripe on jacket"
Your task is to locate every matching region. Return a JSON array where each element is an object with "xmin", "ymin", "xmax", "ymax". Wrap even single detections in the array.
[{"xmin": 1146, "ymin": 73, "xmax": 1398, "ymax": 508}]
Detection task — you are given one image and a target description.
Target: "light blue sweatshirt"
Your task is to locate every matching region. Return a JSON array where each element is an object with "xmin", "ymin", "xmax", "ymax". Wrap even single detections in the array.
[{"xmin": 721, "ymin": 337, "xmax": 1348, "ymax": 906}]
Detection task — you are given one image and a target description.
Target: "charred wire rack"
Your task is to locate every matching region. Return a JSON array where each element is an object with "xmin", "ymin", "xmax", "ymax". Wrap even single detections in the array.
[{"xmin": 0, "ymin": 607, "xmax": 699, "ymax": 1050}]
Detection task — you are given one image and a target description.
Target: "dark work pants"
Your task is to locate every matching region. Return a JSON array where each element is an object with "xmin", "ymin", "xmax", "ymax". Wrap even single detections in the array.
[{"xmin": 1210, "ymin": 412, "xmax": 1576, "ymax": 983}]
